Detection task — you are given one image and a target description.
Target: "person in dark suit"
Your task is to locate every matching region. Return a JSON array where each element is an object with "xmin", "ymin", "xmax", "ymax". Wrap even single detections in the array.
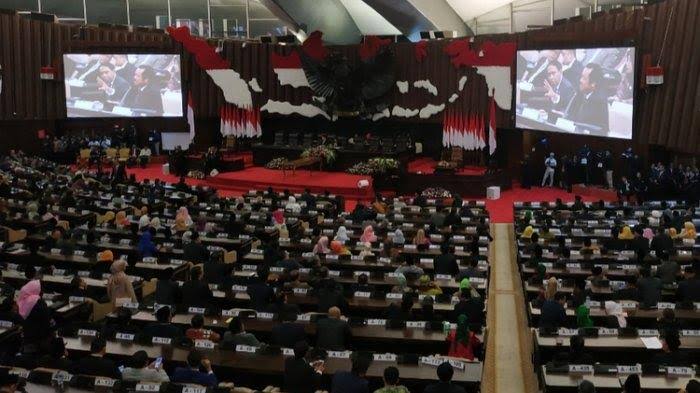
[
  {"xmin": 561, "ymin": 49, "xmax": 583, "ymax": 88},
  {"xmin": 423, "ymin": 362, "xmax": 466, "ymax": 393},
  {"xmin": 538, "ymin": 292, "xmax": 567, "ymax": 329},
  {"xmin": 113, "ymin": 54, "xmax": 136, "ymax": 83},
  {"xmin": 676, "ymin": 266, "xmax": 700, "ymax": 303},
  {"xmin": 96, "ymin": 63, "xmax": 130, "ymax": 103},
  {"xmin": 652, "ymin": 329, "xmax": 691, "ymax": 366},
  {"xmin": 120, "ymin": 65, "xmax": 164, "ymax": 115},
  {"xmin": 181, "ymin": 267, "xmax": 213, "ymax": 309},
  {"xmin": 543, "ymin": 61, "xmax": 575, "ymax": 111},
  {"xmin": 451, "ymin": 288, "xmax": 485, "ymax": 325},
  {"xmin": 172, "ymin": 351, "xmax": 217, "ymax": 387},
  {"xmin": 183, "ymin": 232, "xmax": 210, "ymax": 263},
  {"xmin": 154, "ymin": 269, "xmax": 181, "ymax": 305},
  {"xmin": 270, "ymin": 313, "xmax": 307, "ymax": 348},
  {"xmin": 564, "ymin": 63, "xmax": 609, "ymax": 134},
  {"xmin": 316, "ymin": 307, "xmax": 352, "ymax": 351},
  {"xmin": 142, "ymin": 306, "xmax": 183, "ymax": 339},
  {"xmin": 331, "ymin": 354, "xmax": 371, "ymax": 393},
  {"xmin": 553, "ymin": 335, "xmax": 594, "ymax": 365},
  {"xmin": 434, "ymin": 243, "xmax": 459, "ymax": 277},
  {"xmin": 36, "ymin": 337, "xmax": 73, "ymax": 371},
  {"xmin": 247, "ymin": 265, "xmax": 275, "ymax": 311},
  {"xmin": 69, "ymin": 337, "xmax": 121, "ymax": 379},
  {"xmin": 284, "ymin": 341, "xmax": 323, "ymax": 393}
]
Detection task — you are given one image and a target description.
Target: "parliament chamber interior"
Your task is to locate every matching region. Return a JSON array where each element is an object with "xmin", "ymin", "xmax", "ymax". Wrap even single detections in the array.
[{"xmin": 0, "ymin": 0, "xmax": 698, "ymax": 392}]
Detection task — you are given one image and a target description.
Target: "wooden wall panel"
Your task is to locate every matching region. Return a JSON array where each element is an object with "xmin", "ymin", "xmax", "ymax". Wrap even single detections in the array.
[{"xmin": 0, "ymin": 0, "xmax": 698, "ymax": 155}]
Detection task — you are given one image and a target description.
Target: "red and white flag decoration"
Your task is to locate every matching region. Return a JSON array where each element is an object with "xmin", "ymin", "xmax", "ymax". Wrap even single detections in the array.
[
  {"xmin": 488, "ymin": 96, "xmax": 497, "ymax": 155},
  {"xmin": 187, "ymin": 93, "xmax": 196, "ymax": 142},
  {"xmin": 442, "ymin": 109, "xmax": 487, "ymax": 151},
  {"xmin": 220, "ymin": 104, "xmax": 262, "ymax": 138}
]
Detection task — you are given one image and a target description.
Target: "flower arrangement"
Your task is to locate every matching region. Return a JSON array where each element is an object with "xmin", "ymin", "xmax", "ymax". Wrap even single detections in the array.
[
  {"xmin": 301, "ymin": 145, "xmax": 336, "ymax": 164},
  {"xmin": 421, "ymin": 187, "xmax": 452, "ymax": 198},
  {"xmin": 265, "ymin": 157, "xmax": 289, "ymax": 169},
  {"xmin": 346, "ymin": 157, "xmax": 399, "ymax": 175}
]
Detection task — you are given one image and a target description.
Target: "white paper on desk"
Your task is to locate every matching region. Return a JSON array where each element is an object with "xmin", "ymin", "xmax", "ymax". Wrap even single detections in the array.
[{"xmin": 640, "ymin": 337, "xmax": 662, "ymax": 349}]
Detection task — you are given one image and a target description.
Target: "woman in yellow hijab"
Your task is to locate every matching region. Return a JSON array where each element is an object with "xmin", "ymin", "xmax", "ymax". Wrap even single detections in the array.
[
  {"xmin": 521, "ymin": 226, "xmax": 534, "ymax": 240},
  {"xmin": 172, "ymin": 217, "xmax": 189, "ymax": 232},
  {"xmin": 102, "ymin": 211, "xmax": 115, "ymax": 226},
  {"xmin": 115, "ymin": 211, "xmax": 129, "ymax": 229},
  {"xmin": 618, "ymin": 226, "xmax": 634, "ymax": 240},
  {"xmin": 677, "ymin": 221, "xmax": 697, "ymax": 239}
]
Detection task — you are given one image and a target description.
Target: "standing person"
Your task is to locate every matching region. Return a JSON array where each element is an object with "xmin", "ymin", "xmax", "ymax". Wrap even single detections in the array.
[
  {"xmin": 521, "ymin": 154, "xmax": 532, "ymax": 189},
  {"xmin": 577, "ymin": 145, "xmax": 593, "ymax": 185},
  {"xmin": 148, "ymin": 129, "xmax": 161, "ymax": 156},
  {"xmin": 602, "ymin": 150, "xmax": 614, "ymax": 189},
  {"xmin": 542, "ymin": 153, "xmax": 557, "ymax": 187}
]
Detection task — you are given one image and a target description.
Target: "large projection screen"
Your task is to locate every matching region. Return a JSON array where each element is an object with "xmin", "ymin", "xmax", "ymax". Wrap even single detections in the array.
[
  {"xmin": 515, "ymin": 47, "xmax": 635, "ymax": 139},
  {"xmin": 63, "ymin": 54, "xmax": 183, "ymax": 118}
]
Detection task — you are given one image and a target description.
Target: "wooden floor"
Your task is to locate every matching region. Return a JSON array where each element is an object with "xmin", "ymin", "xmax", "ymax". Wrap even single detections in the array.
[{"xmin": 482, "ymin": 223, "xmax": 539, "ymax": 393}]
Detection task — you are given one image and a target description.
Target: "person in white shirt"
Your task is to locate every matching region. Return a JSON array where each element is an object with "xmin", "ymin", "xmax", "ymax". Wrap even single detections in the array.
[
  {"xmin": 542, "ymin": 153, "xmax": 557, "ymax": 187},
  {"xmin": 139, "ymin": 146, "xmax": 151, "ymax": 168}
]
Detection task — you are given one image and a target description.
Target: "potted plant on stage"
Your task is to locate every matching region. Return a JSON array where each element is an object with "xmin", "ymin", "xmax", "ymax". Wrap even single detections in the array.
[
  {"xmin": 347, "ymin": 157, "xmax": 400, "ymax": 190},
  {"xmin": 301, "ymin": 145, "xmax": 337, "ymax": 170}
]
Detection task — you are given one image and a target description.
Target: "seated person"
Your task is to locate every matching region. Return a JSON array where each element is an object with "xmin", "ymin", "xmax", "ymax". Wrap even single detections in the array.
[
  {"xmin": 351, "ymin": 273, "xmax": 374, "ymax": 293},
  {"xmin": 69, "ymin": 337, "xmax": 121, "ymax": 379},
  {"xmin": 221, "ymin": 317, "xmax": 261, "ymax": 348},
  {"xmin": 637, "ymin": 267, "xmax": 662, "ymax": 308},
  {"xmin": 271, "ymin": 312, "xmax": 307, "ymax": 348},
  {"xmin": 36, "ymin": 337, "xmax": 73, "ymax": 371},
  {"xmin": 424, "ymin": 362, "xmax": 466, "ymax": 393},
  {"xmin": 446, "ymin": 314, "xmax": 481, "ymax": 361},
  {"xmin": 181, "ymin": 266, "xmax": 213, "ymax": 309},
  {"xmin": 579, "ymin": 238, "xmax": 599, "ymax": 254},
  {"xmin": 284, "ymin": 340, "xmax": 323, "ymax": 393},
  {"xmin": 553, "ymin": 335, "xmax": 594, "ymax": 365},
  {"xmin": 652, "ymin": 329, "xmax": 691, "ymax": 366},
  {"xmin": 121, "ymin": 350, "xmax": 170, "ymax": 382},
  {"xmin": 676, "ymin": 266, "xmax": 700, "ymax": 303},
  {"xmin": 142, "ymin": 306, "xmax": 183, "ymax": 339},
  {"xmin": 539, "ymin": 292, "xmax": 567, "ymax": 329},
  {"xmin": 316, "ymin": 306, "xmax": 352, "ymax": 351},
  {"xmin": 172, "ymin": 351, "xmax": 218, "ymax": 387},
  {"xmin": 587, "ymin": 266, "xmax": 607, "ymax": 287},
  {"xmin": 186, "ymin": 314, "xmax": 221, "ymax": 342}
]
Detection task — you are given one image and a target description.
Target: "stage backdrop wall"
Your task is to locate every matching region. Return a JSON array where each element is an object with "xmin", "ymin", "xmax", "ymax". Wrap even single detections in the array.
[{"xmin": 0, "ymin": 0, "xmax": 698, "ymax": 158}]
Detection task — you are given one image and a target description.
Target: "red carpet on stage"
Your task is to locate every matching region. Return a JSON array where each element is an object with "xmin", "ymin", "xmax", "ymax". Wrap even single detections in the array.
[
  {"xmin": 407, "ymin": 157, "xmax": 487, "ymax": 175},
  {"xmin": 128, "ymin": 163, "xmax": 375, "ymax": 200},
  {"xmin": 127, "ymin": 163, "xmax": 616, "ymax": 224}
]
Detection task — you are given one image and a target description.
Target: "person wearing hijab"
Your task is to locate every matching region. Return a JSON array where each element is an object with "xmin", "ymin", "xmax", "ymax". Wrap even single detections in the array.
[
  {"xmin": 115, "ymin": 211, "xmax": 129, "ymax": 229},
  {"xmin": 446, "ymin": 314, "xmax": 481, "ymax": 360},
  {"xmin": 604, "ymin": 301, "xmax": 627, "ymax": 328},
  {"xmin": 313, "ymin": 236, "xmax": 330, "ymax": 254},
  {"xmin": 272, "ymin": 210, "xmax": 285, "ymax": 228},
  {"xmin": 150, "ymin": 217, "xmax": 162, "ymax": 230},
  {"xmin": 371, "ymin": 194, "xmax": 388, "ymax": 214},
  {"xmin": 392, "ymin": 229, "xmax": 405, "ymax": 245},
  {"xmin": 102, "ymin": 211, "xmax": 116, "ymax": 226},
  {"xmin": 138, "ymin": 207, "xmax": 150, "ymax": 229},
  {"xmin": 176, "ymin": 207, "xmax": 193, "ymax": 226},
  {"xmin": 360, "ymin": 226, "xmax": 377, "ymax": 243},
  {"xmin": 391, "ymin": 273, "xmax": 409, "ymax": 293},
  {"xmin": 26, "ymin": 202, "xmax": 39, "ymax": 220},
  {"xmin": 330, "ymin": 240, "xmax": 350, "ymax": 256},
  {"xmin": 285, "ymin": 196, "xmax": 301, "ymax": 214},
  {"xmin": 544, "ymin": 277, "xmax": 558, "ymax": 301},
  {"xmin": 418, "ymin": 275, "xmax": 442, "ymax": 296},
  {"xmin": 576, "ymin": 305, "xmax": 594, "ymax": 328},
  {"xmin": 17, "ymin": 280, "xmax": 52, "ymax": 350},
  {"xmin": 521, "ymin": 226, "xmax": 534, "ymax": 240},
  {"xmin": 138, "ymin": 229, "xmax": 158, "ymax": 258},
  {"xmin": 677, "ymin": 221, "xmax": 697, "ymax": 239},
  {"xmin": 334, "ymin": 226, "xmax": 350, "ymax": 243},
  {"xmin": 172, "ymin": 217, "xmax": 189, "ymax": 233},
  {"xmin": 618, "ymin": 226, "xmax": 634, "ymax": 240},
  {"xmin": 642, "ymin": 227, "xmax": 654, "ymax": 243},
  {"xmin": 413, "ymin": 229, "xmax": 430, "ymax": 246},
  {"xmin": 107, "ymin": 260, "xmax": 137, "ymax": 306}
]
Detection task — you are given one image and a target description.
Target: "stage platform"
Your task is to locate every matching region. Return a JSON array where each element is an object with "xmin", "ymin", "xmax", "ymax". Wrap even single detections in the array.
[{"xmin": 252, "ymin": 143, "xmax": 412, "ymax": 170}]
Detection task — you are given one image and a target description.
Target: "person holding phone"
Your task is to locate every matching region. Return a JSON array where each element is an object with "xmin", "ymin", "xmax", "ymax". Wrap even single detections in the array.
[
  {"xmin": 121, "ymin": 350, "xmax": 170, "ymax": 382},
  {"xmin": 284, "ymin": 341, "xmax": 323, "ymax": 393}
]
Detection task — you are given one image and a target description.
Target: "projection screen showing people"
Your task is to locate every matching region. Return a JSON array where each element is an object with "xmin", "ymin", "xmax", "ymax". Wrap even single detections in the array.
[
  {"xmin": 515, "ymin": 47, "xmax": 635, "ymax": 139},
  {"xmin": 63, "ymin": 54, "xmax": 183, "ymax": 118}
]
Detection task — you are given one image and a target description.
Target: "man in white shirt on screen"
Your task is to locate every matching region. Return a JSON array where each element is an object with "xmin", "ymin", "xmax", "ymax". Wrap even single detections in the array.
[{"xmin": 542, "ymin": 153, "xmax": 557, "ymax": 187}]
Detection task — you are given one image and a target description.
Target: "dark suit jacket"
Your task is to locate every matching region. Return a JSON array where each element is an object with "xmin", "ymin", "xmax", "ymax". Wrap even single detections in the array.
[
  {"xmin": 565, "ymin": 90, "xmax": 609, "ymax": 133},
  {"xmin": 103, "ymin": 75, "xmax": 130, "ymax": 103},
  {"xmin": 271, "ymin": 322, "xmax": 307, "ymax": 348},
  {"xmin": 181, "ymin": 279, "xmax": 213, "ymax": 308},
  {"xmin": 434, "ymin": 254, "xmax": 459, "ymax": 276},
  {"xmin": 183, "ymin": 242, "xmax": 210, "ymax": 263},
  {"xmin": 423, "ymin": 381, "xmax": 466, "ymax": 393},
  {"xmin": 650, "ymin": 233, "xmax": 674, "ymax": 255},
  {"xmin": 70, "ymin": 355, "xmax": 121, "ymax": 379},
  {"xmin": 142, "ymin": 322, "xmax": 183, "ymax": 339},
  {"xmin": 316, "ymin": 318, "xmax": 352, "ymax": 350},
  {"xmin": 115, "ymin": 63, "xmax": 136, "ymax": 84},
  {"xmin": 121, "ymin": 84, "xmax": 164, "ymax": 115},
  {"xmin": 331, "ymin": 371, "xmax": 369, "ymax": 393},
  {"xmin": 284, "ymin": 357, "xmax": 321, "ymax": 393},
  {"xmin": 154, "ymin": 279, "xmax": 181, "ymax": 305},
  {"xmin": 562, "ymin": 60, "xmax": 583, "ymax": 87},
  {"xmin": 550, "ymin": 77, "xmax": 575, "ymax": 111}
]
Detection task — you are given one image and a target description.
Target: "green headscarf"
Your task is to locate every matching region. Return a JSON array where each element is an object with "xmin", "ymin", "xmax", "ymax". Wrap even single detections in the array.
[
  {"xmin": 459, "ymin": 278, "xmax": 471, "ymax": 290},
  {"xmin": 576, "ymin": 305, "xmax": 593, "ymax": 328},
  {"xmin": 536, "ymin": 263, "xmax": 547, "ymax": 281},
  {"xmin": 396, "ymin": 273, "xmax": 407, "ymax": 290},
  {"xmin": 524, "ymin": 210, "xmax": 533, "ymax": 222},
  {"xmin": 456, "ymin": 314, "xmax": 470, "ymax": 344}
]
